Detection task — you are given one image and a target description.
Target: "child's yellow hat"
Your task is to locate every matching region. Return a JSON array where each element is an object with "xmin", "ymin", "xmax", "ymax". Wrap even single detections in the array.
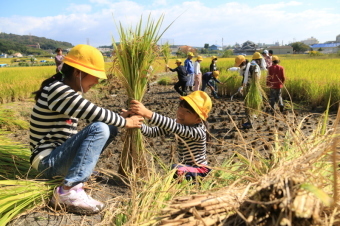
[
  {"xmin": 63, "ymin": 44, "xmax": 107, "ymax": 79},
  {"xmin": 180, "ymin": 91, "xmax": 212, "ymax": 120}
]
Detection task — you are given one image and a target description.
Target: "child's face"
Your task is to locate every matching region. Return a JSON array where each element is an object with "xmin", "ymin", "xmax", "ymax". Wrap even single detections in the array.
[{"xmin": 176, "ymin": 105, "xmax": 201, "ymax": 126}]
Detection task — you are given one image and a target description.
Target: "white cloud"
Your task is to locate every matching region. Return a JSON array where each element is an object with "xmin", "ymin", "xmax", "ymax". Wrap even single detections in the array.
[
  {"xmin": 1, "ymin": 1, "xmax": 339, "ymax": 47},
  {"xmin": 66, "ymin": 4, "xmax": 92, "ymax": 13}
]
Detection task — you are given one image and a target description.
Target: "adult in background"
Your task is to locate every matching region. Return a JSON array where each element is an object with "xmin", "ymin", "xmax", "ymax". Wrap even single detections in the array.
[
  {"xmin": 167, "ymin": 59, "xmax": 188, "ymax": 96},
  {"xmin": 184, "ymin": 52, "xmax": 195, "ymax": 92},
  {"xmin": 30, "ymin": 44, "xmax": 143, "ymax": 215},
  {"xmin": 267, "ymin": 55, "xmax": 286, "ymax": 113},
  {"xmin": 193, "ymin": 56, "xmax": 203, "ymax": 91},
  {"xmin": 262, "ymin": 50, "xmax": 272, "ymax": 69},
  {"xmin": 54, "ymin": 48, "xmax": 64, "ymax": 73}
]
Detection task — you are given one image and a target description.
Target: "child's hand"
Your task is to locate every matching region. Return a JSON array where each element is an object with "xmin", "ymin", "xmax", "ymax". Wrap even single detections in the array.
[
  {"xmin": 120, "ymin": 109, "xmax": 132, "ymax": 118},
  {"xmin": 130, "ymin": 100, "xmax": 153, "ymax": 119},
  {"xmin": 125, "ymin": 115, "xmax": 144, "ymax": 128}
]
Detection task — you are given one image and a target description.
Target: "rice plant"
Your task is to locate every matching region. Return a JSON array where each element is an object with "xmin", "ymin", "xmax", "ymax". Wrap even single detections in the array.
[
  {"xmin": 110, "ymin": 14, "xmax": 174, "ymax": 178},
  {"xmin": 244, "ymin": 72, "xmax": 267, "ymax": 116},
  {"xmin": 161, "ymin": 42, "xmax": 171, "ymax": 72},
  {"xmin": 0, "ymin": 129, "xmax": 62, "ymax": 225}
]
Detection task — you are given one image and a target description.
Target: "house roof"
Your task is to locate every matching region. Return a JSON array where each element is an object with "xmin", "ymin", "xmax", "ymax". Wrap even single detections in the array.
[
  {"xmin": 310, "ymin": 43, "xmax": 340, "ymax": 48},
  {"xmin": 269, "ymin": 46, "xmax": 293, "ymax": 49}
]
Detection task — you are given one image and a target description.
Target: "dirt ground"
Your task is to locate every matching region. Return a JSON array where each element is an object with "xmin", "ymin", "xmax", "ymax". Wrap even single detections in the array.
[{"xmin": 6, "ymin": 80, "xmax": 340, "ymax": 226}]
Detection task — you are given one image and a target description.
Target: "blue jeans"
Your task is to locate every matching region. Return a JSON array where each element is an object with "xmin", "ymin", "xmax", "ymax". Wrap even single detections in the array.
[{"xmin": 38, "ymin": 122, "xmax": 118, "ymax": 187}]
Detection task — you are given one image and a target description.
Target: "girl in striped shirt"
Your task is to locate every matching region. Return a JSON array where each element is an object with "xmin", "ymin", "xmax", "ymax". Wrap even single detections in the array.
[
  {"xmin": 129, "ymin": 91, "xmax": 212, "ymax": 181},
  {"xmin": 29, "ymin": 44, "xmax": 143, "ymax": 215}
]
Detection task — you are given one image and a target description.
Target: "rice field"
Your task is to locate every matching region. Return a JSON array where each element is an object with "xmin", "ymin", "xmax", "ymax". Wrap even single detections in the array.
[
  {"xmin": 165, "ymin": 56, "xmax": 340, "ymax": 109},
  {"xmin": 0, "ymin": 56, "xmax": 339, "ymax": 108},
  {"xmin": 0, "ymin": 66, "xmax": 55, "ymax": 103}
]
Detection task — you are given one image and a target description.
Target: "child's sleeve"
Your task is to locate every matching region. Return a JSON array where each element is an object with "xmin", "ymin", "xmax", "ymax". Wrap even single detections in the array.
[
  {"xmin": 149, "ymin": 113, "xmax": 205, "ymax": 141},
  {"xmin": 141, "ymin": 124, "xmax": 168, "ymax": 137}
]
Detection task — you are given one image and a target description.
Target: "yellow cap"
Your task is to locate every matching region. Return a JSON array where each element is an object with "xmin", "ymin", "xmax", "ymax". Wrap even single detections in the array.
[
  {"xmin": 175, "ymin": 59, "xmax": 182, "ymax": 63},
  {"xmin": 197, "ymin": 56, "xmax": 203, "ymax": 61},
  {"xmin": 272, "ymin": 55, "xmax": 279, "ymax": 61},
  {"xmin": 212, "ymin": 70, "xmax": 219, "ymax": 78},
  {"xmin": 234, "ymin": 55, "xmax": 246, "ymax": 67},
  {"xmin": 211, "ymin": 56, "xmax": 217, "ymax": 60},
  {"xmin": 187, "ymin": 52, "xmax": 194, "ymax": 56},
  {"xmin": 252, "ymin": 52, "xmax": 262, "ymax": 60},
  {"xmin": 63, "ymin": 44, "xmax": 107, "ymax": 79},
  {"xmin": 180, "ymin": 91, "xmax": 212, "ymax": 120}
]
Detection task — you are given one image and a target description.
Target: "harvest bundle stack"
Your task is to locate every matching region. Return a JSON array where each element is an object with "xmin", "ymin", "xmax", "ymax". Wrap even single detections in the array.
[{"xmin": 157, "ymin": 188, "xmax": 244, "ymax": 226}]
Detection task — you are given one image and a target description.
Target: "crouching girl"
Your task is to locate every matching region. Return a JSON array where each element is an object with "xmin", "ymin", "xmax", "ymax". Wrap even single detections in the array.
[
  {"xmin": 130, "ymin": 91, "xmax": 212, "ymax": 180},
  {"xmin": 29, "ymin": 44, "xmax": 143, "ymax": 215}
]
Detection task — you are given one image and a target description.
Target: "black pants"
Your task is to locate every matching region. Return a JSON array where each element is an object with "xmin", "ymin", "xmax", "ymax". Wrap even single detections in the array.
[{"xmin": 174, "ymin": 80, "xmax": 187, "ymax": 95}]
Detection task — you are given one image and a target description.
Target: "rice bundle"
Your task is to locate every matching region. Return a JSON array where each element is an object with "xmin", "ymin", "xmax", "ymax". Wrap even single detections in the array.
[
  {"xmin": 0, "ymin": 131, "xmax": 61, "ymax": 225},
  {"xmin": 244, "ymin": 72, "xmax": 267, "ymax": 116},
  {"xmin": 161, "ymin": 42, "xmax": 171, "ymax": 72},
  {"xmin": 111, "ymin": 14, "xmax": 173, "ymax": 178}
]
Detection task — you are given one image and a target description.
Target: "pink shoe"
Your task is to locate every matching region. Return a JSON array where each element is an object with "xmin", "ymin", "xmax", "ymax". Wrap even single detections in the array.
[{"xmin": 50, "ymin": 183, "xmax": 105, "ymax": 215}]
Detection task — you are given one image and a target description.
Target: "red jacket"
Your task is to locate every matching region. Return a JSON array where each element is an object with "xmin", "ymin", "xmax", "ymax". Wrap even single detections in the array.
[{"xmin": 267, "ymin": 64, "xmax": 285, "ymax": 89}]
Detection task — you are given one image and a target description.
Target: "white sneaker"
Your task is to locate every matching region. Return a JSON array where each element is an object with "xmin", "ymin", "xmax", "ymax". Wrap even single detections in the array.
[{"xmin": 50, "ymin": 183, "xmax": 105, "ymax": 215}]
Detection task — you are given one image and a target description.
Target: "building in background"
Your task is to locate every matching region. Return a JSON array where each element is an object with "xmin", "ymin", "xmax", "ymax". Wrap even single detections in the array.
[
  {"xmin": 310, "ymin": 43, "xmax": 340, "ymax": 53},
  {"xmin": 269, "ymin": 46, "xmax": 293, "ymax": 54},
  {"xmin": 300, "ymin": 36, "xmax": 319, "ymax": 45}
]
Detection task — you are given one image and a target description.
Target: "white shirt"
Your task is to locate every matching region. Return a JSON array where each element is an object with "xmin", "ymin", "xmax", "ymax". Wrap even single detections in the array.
[{"xmin": 194, "ymin": 61, "xmax": 201, "ymax": 75}]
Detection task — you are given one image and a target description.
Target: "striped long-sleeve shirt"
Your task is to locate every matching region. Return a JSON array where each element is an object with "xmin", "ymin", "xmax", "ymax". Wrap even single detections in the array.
[
  {"xmin": 29, "ymin": 80, "xmax": 126, "ymax": 169},
  {"xmin": 141, "ymin": 112, "xmax": 207, "ymax": 166}
]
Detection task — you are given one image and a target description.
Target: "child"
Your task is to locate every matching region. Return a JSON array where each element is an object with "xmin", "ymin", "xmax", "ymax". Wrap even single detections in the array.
[
  {"xmin": 193, "ymin": 56, "xmax": 203, "ymax": 91},
  {"xmin": 167, "ymin": 59, "xmax": 188, "ymax": 96},
  {"xmin": 267, "ymin": 55, "xmax": 285, "ymax": 112},
  {"xmin": 129, "ymin": 91, "xmax": 212, "ymax": 181},
  {"xmin": 184, "ymin": 52, "xmax": 195, "ymax": 91},
  {"xmin": 234, "ymin": 53, "xmax": 262, "ymax": 128},
  {"xmin": 209, "ymin": 56, "xmax": 219, "ymax": 93},
  {"xmin": 29, "ymin": 44, "xmax": 144, "ymax": 215},
  {"xmin": 201, "ymin": 70, "xmax": 222, "ymax": 99}
]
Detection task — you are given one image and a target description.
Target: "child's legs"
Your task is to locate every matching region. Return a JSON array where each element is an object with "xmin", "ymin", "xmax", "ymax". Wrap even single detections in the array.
[
  {"xmin": 172, "ymin": 164, "xmax": 211, "ymax": 180},
  {"xmin": 277, "ymin": 88, "xmax": 284, "ymax": 107},
  {"xmin": 38, "ymin": 122, "xmax": 117, "ymax": 187},
  {"xmin": 201, "ymin": 80, "xmax": 208, "ymax": 91},
  {"xmin": 181, "ymin": 81, "xmax": 187, "ymax": 92},
  {"xmin": 174, "ymin": 81, "xmax": 182, "ymax": 94},
  {"xmin": 270, "ymin": 88, "xmax": 282, "ymax": 108},
  {"xmin": 193, "ymin": 73, "xmax": 201, "ymax": 91},
  {"xmin": 186, "ymin": 74, "xmax": 194, "ymax": 87}
]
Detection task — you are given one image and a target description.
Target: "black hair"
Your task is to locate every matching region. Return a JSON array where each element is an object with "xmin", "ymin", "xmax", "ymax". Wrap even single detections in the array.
[
  {"xmin": 55, "ymin": 48, "xmax": 62, "ymax": 53},
  {"xmin": 272, "ymin": 60, "xmax": 279, "ymax": 64},
  {"xmin": 269, "ymin": 50, "xmax": 273, "ymax": 54},
  {"xmin": 240, "ymin": 59, "xmax": 249, "ymax": 67},
  {"xmin": 32, "ymin": 63, "xmax": 75, "ymax": 101},
  {"xmin": 179, "ymin": 99, "xmax": 210, "ymax": 142}
]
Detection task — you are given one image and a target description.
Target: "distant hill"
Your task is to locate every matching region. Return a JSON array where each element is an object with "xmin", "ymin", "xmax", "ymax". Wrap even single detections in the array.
[{"xmin": 0, "ymin": 32, "xmax": 73, "ymax": 55}]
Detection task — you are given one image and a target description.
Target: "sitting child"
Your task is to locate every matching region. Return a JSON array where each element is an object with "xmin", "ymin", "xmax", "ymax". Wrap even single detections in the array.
[{"xmin": 130, "ymin": 91, "xmax": 212, "ymax": 180}]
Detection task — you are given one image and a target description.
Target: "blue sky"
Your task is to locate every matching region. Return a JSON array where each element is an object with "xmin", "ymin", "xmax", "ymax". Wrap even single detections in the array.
[{"xmin": 1, "ymin": 0, "xmax": 340, "ymax": 47}]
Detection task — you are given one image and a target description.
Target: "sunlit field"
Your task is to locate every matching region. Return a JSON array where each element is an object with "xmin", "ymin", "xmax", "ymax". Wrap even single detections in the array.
[
  {"xmin": 1, "ymin": 56, "xmax": 339, "ymax": 108},
  {"xmin": 165, "ymin": 56, "xmax": 340, "ymax": 109}
]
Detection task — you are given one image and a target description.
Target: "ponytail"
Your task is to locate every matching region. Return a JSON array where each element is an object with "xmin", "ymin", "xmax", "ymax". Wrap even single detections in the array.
[{"xmin": 32, "ymin": 64, "xmax": 74, "ymax": 101}]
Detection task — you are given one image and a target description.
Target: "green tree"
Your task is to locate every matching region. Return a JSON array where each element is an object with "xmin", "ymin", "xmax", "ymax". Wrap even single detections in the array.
[
  {"xmin": 204, "ymin": 43, "xmax": 209, "ymax": 49},
  {"xmin": 290, "ymin": 42, "xmax": 310, "ymax": 53},
  {"xmin": 221, "ymin": 49, "xmax": 233, "ymax": 58}
]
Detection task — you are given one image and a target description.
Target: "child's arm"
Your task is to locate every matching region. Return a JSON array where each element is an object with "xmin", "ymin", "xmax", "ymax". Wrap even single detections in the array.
[
  {"xmin": 131, "ymin": 100, "xmax": 205, "ymax": 141},
  {"xmin": 130, "ymin": 100, "xmax": 153, "ymax": 119}
]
